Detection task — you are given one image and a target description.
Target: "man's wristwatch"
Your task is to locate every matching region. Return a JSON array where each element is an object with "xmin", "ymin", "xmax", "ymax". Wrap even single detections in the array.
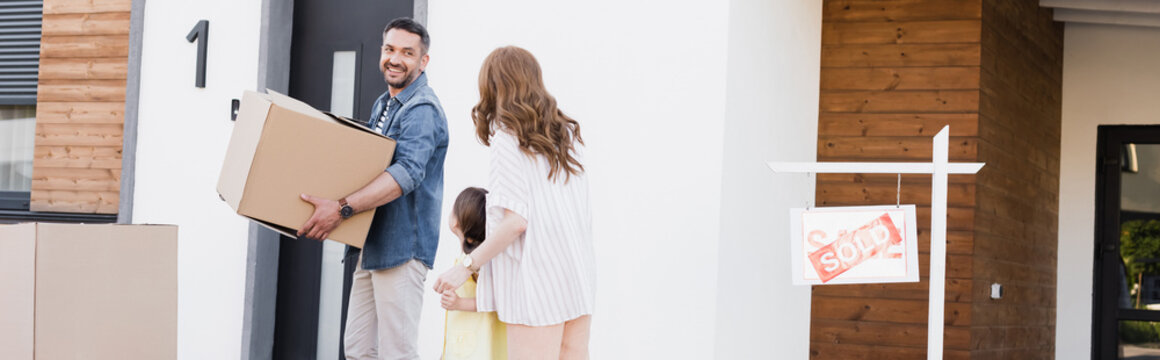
[
  {"xmin": 462, "ymin": 254, "xmax": 476, "ymax": 273},
  {"xmin": 339, "ymin": 197, "xmax": 354, "ymax": 219}
]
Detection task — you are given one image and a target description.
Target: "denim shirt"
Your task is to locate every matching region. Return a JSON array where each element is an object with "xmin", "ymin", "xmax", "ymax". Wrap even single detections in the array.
[{"xmin": 350, "ymin": 72, "xmax": 448, "ymax": 271}]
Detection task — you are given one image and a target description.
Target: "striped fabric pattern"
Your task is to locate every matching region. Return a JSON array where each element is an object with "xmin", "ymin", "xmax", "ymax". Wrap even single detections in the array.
[{"xmin": 475, "ymin": 130, "xmax": 596, "ymax": 326}]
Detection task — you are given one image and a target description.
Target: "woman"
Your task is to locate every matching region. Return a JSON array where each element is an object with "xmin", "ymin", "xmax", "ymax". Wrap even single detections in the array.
[{"xmin": 434, "ymin": 46, "xmax": 595, "ymax": 359}]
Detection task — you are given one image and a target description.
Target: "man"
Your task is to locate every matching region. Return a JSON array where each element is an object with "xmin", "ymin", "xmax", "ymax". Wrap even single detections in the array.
[{"xmin": 298, "ymin": 17, "xmax": 447, "ymax": 360}]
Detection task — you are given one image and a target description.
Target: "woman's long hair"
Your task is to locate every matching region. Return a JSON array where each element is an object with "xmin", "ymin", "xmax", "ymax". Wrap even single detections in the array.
[{"xmin": 472, "ymin": 46, "xmax": 584, "ymax": 182}]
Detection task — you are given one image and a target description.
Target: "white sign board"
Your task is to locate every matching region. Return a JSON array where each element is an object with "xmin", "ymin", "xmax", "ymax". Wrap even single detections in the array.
[{"xmin": 789, "ymin": 205, "xmax": 919, "ymax": 285}]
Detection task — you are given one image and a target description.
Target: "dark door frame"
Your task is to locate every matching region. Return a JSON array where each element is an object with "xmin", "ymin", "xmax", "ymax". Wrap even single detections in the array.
[
  {"xmin": 1092, "ymin": 125, "xmax": 1160, "ymax": 359},
  {"xmin": 271, "ymin": 0, "xmax": 415, "ymax": 359}
]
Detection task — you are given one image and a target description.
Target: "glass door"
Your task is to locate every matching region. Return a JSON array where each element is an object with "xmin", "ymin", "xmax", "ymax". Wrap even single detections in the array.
[{"xmin": 1094, "ymin": 126, "xmax": 1160, "ymax": 359}]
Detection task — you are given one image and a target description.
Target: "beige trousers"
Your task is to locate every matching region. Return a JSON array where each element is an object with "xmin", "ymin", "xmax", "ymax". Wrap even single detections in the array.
[{"xmin": 343, "ymin": 257, "xmax": 428, "ymax": 360}]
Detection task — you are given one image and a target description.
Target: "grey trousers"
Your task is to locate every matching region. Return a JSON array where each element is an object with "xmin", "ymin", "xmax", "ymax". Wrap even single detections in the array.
[{"xmin": 344, "ymin": 257, "xmax": 428, "ymax": 360}]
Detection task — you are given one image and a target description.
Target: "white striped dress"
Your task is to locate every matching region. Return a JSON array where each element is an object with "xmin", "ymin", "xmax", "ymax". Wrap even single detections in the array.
[{"xmin": 475, "ymin": 130, "xmax": 596, "ymax": 326}]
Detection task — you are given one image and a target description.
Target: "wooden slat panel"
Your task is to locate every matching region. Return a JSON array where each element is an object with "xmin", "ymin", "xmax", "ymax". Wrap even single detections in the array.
[
  {"xmin": 982, "ymin": 1, "xmax": 1063, "ymax": 84},
  {"xmin": 973, "ymin": 257, "xmax": 1055, "ymax": 286},
  {"xmin": 968, "ymin": 348, "xmax": 1052, "ymax": 360},
  {"xmin": 35, "ymin": 123, "xmax": 123, "ymax": 146},
  {"xmin": 804, "ymin": 205, "xmax": 975, "ymax": 233},
  {"xmin": 821, "ymin": 67, "xmax": 979, "ymax": 91},
  {"xmin": 34, "ymin": 146, "xmax": 121, "ymax": 169},
  {"xmin": 819, "ymin": 113, "xmax": 978, "ymax": 137},
  {"xmin": 817, "ymin": 173, "xmax": 976, "ymax": 185},
  {"xmin": 32, "ymin": 175, "xmax": 119, "ymax": 191},
  {"xmin": 975, "ymin": 144, "xmax": 1054, "ymax": 189},
  {"xmin": 979, "ymin": 77, "xmax": 1061, "ymax": 147},
  {"xmin": 968, "ymin": 2, "xmax": 1060, "ymax": 357},
  {"xmin": 37, "ymin": 79, "xmax": 126, "ymax": 102},
  {"xmin": 976, "ymin": 182, "xmax": 1057, "ymax": 227},
  {"xmin": 40, "ymin": 35, "xmax": 130, "ymax": 58},
  {"xmin": 974, "ymin": 212, "xmax": 1054, "ymax": 251},
  {"xmin": 811, "ymin": 319, "xmax": 971, "ymax": 349},
  {"xmin": 31, "ymin": 0, "xmax": 131, "ymax": 215},
  {"xmin": 969, "ymin": 326, "xmax": 1054, "ymax": 351},
  {"xmin": 823, "ymin": 0, "xmax": 981, "ymax": 22},
  {"xmin": 920, "ymin": 230, "xmax": 973, "ymax": 255},
  {"xmin": 973, "ymin": 232, "xmax": 1053, "ymax": 267},
  {"xmin": 920, "ymin": 206, "xmax": 975, "ymax": 232},
  {"xmin": 35, "ymin": 102, "xmax": 125, "ymax": 124},
  {"xmin": 31, "ymin": 167, "xmax": 120, "ymax": 191},
  {"xmin": 31, "ymin": 166, "xmax": 120, "ymax": 181},
  {"xmin": 822, "ymin": 44, "xmax": 980, "ymax": 67},
  {"xmin": 39, "ymin": 58, "xmax": 128, "ymax": 80},
  {"xmin": 817, "ymin": 136, "xmax": 977, "ymax": 161},
  {"xmin": 971, "ymin": 302, "xmax": 1054, "ymax": 327},
  {"xmin": 817, "ymin": 181, "xmax": 975, "ymax": 206},
  {"xmin": 978, "ymin": 121, "xmax": 1058, "ymax": 176},
  {"xmin": 812, "ymin": 277, "xmax": 973, "ymax": 302},
  {"xmin": 810, "ymin": 343, "xmax": 970, "ymax": 360},
  {"xmin": 43, "ymin": 0, "xmax": 131, "ymax": 14},
  {"xmin": 820, "ymin": 90, "xmax": 978, "ymax": 113},
  {"xmin": 822, "ymin": 20, "xmax": 981, "ymax": 45},
  {"xmin": 917, "ymin": 253, "xmax": 972, "ymax": 278},
  {"xmin": 42, "ymin": 13, "xmax": 131, "ymax": 36},
  {"xmin": 29, "ymin": 190, "xmax": 118, "ymax": 214},
  {"xmin": 812, "ymin": 296, "xmax": 971, "ymax": 325}
]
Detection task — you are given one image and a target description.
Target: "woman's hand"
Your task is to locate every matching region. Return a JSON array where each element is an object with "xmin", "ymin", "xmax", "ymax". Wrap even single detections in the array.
[{"xmin": 433, "ymin": 265, "xmax": 471, "ymax": 294}]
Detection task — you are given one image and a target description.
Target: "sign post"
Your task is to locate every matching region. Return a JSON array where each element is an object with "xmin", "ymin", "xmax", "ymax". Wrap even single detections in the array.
[{"xmin": 767, "ymin": 126, "xmax": 983, "ymax": 360}]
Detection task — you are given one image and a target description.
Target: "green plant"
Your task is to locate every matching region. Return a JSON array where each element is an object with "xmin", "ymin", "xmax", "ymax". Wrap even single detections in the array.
[
  {"xmin": 1121, "ymin": 321, "xmax": 1160, "ymax": 344},
  {"xmin": 1121, "ymin": 220, "xmax": 1160, "ymax": 303}
]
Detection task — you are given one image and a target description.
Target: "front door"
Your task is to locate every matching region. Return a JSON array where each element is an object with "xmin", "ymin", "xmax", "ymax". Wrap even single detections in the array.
[
  {"xmin": 1093, "ymin": 125, "xmax": 1160, "ymax": 359},
  {"xmin": 273, "ymin": 1, "xmax": 413, "ymax": 359}
]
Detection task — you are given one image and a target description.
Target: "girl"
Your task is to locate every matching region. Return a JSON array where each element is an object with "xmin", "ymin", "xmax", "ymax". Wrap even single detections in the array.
[{"xmin": 440, "ymin": 186, "xmax": 506, "ymax": 360}]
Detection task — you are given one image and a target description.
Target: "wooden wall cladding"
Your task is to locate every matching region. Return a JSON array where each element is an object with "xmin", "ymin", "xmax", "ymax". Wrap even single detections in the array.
[
  {"xmin": 31, "ymin": 0, "xmax": 132, "ymax": 214},
  {"xmin": 813, "ymin": 0, "xmax": 981, "ymax": 358},
  {"xmin": 812, "ymin": 0, "xmax": 1062, "ymax": 359},
  {"xmin": 973, "ymin": 0, "xmax": 1062, "ymax": 358}
]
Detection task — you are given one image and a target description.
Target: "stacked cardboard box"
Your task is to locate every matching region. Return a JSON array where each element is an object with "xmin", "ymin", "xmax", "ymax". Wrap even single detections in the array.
[
  {"xmin": 0, "ymin": 223, "xmax": 178, "ymax": 360},
  {"xmin": 217, "ymin": 90, "xmax": 396, "ymax": 248}
]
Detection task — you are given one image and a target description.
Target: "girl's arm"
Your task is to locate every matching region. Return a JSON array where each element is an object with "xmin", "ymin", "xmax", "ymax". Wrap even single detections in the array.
[{"xmin": 433, "ymin": 209, "xmax": 527, "ymax": 293}]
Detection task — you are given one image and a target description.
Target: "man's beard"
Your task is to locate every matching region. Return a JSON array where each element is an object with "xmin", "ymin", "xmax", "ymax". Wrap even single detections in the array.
[{"xmin": 387, "ymin": 69, "xmax": 418, "ymax": 90}]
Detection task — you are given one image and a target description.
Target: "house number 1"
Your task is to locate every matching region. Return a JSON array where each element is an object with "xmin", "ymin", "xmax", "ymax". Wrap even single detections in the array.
[{"xmin": 186, "ymin": 20, "xmax": 208, "ymax": 88}]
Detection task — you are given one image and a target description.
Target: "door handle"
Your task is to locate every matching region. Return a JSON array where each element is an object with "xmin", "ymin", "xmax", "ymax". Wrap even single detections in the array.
[{"xmin": 1103, "ymin": 243, "xmax": 1117, "ymax": 253}]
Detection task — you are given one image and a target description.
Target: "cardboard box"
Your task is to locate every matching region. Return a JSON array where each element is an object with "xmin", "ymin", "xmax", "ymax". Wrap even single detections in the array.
[
  {"xmin": 0, "ymin": 223, "xmax": 178, "ymax": 360},
  {"xmin": 218, "ymin": 90, "xmax": 396, "ymax": 248}
]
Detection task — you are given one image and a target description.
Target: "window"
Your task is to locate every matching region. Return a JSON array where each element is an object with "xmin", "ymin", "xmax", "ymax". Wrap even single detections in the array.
[
  {"xmin": 0, "ymin": 0, "xmax": 41, "ymax": 213},
  {"xmin": 0, "ymin": 105, "xmax": 36, "ymax": 199}
]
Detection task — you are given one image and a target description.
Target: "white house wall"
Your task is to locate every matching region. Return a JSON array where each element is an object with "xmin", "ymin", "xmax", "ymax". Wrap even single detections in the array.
[
  {"xmin": 132, "ymin": 0, "xmax": 261, "ymax": 359},
  {"xmin": 714, "ymin": 0, "xmax": 819, "ymax": 358},
  {"xmin": 1058, "ymin": 22, "xmax": 1160, "ymax": 360},
  {"xmin": 426, "ymin": 0, "xmax": 730, "ymax": 358},
  {"xmin": 128, "ymin": 0, "xmax": 821, "ymax": 357}
]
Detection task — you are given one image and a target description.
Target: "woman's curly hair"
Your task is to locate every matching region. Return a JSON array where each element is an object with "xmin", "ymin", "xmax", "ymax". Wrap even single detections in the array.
[{"xmin": 472, "ymin": 46, "xmax": 584, "ymax": 182}]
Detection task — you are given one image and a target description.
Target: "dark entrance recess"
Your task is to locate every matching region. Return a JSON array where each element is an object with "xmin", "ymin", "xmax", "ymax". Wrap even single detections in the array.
[
  {"xmin": 1093, "ymin": 125, "xmax": 1160, "ymax": 359},
  {"xmin": 273, "ymin": 0, "xmax": 413, "ymax": 359}
]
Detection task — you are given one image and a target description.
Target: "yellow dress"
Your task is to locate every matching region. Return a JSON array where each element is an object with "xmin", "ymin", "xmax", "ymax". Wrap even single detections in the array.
[{"xmin": 443, "ymin": 256, "xmax": 507, "ymax": 360}]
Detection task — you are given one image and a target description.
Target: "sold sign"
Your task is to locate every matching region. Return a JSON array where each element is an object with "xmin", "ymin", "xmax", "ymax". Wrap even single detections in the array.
[{"xmin": 806, "ymin": 213, "xmax": 903, "ymax": 283}]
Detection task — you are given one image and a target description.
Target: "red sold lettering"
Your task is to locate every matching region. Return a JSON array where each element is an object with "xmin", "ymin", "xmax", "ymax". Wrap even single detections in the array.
[{"xmin": 807, "ymin": 213, "xmax": 903, "ymax": 283}]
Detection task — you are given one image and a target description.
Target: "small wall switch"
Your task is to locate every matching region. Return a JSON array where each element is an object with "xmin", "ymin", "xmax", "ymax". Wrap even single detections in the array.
[{"xmin": 990, "ymin": 283, "xmax": 1003, "ymax": 299}]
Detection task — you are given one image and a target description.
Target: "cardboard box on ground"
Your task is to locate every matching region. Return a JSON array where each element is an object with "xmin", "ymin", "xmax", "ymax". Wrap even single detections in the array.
[
  {"xmin": 0, "ymin": 223, "xmax": 178, "ymax": 360},
  {"xmin": 218, "ymin": 90, "xmax": 396, "ymax": 248}
]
